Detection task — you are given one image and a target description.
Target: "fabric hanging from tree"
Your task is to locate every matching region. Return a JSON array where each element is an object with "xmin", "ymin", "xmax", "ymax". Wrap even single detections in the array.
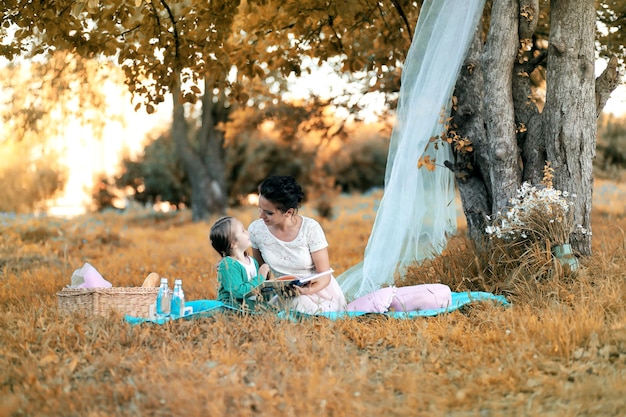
[{"xmin": 336, "ymin": 0, "xmax": 487, "ymax": 301}]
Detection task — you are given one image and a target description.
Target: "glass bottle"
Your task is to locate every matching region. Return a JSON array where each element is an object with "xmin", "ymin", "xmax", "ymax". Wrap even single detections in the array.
[
  {"xmin": 156, "ymin": 277, "xmax": 171, "ymax": 318},
  {"xmin": 171, "ymin": 279, "xmax": 185, "ymax": 317}
]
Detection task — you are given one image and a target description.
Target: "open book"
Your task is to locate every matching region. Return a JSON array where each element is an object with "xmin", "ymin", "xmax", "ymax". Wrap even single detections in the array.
[
  {"xmin": 259, "ymin": 269, "xmax": 334, "ymax": 294},
  {"xmin": 275, "ymin": 269, "xmax": 334, "ymax": 286}
]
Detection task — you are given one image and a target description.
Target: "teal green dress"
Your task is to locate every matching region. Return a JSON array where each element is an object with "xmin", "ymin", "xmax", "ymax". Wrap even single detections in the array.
[{"xmin": 216, "ymin": 256, "xmax": 265, "ymax": 310}]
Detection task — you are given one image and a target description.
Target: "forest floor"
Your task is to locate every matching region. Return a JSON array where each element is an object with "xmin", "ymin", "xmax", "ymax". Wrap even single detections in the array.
[{"xmin": 1, "ymin": 180, "xmax": 625, "ymax": 416}]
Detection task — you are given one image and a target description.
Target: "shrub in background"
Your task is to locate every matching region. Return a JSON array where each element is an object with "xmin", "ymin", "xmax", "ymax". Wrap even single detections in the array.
[
  {"xmin": 324, "ymin": 128, "xmax": 389, "ymax": 193},
  {"xmin": 90, "ymin": 175, "xmax": 119, "ymax": 212},
  {"xmin": 0, "ymin": 144, "xmax": 66, "ymax": 213},
  {"xmin": 115, "ymin": 133, "xmax": 190, "ymax": 210},
  {"xmin": 223, "ymin": 129, "xmax": 314, "ymax": 205},
  {"xmin": 596, "ymin": 113, "xmax": 626, "ymax": 178}
]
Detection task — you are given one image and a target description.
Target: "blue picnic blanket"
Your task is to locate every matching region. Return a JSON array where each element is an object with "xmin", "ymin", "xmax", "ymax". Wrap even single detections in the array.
[{"xmin": 124, "ymin": 291, "xmax": 508, "ymax": 325}]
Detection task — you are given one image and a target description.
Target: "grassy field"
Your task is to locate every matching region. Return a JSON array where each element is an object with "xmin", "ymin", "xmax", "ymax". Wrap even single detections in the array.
[{"xmin": 1, "ymin": 181, "xmax": 625, "ymax": 416}]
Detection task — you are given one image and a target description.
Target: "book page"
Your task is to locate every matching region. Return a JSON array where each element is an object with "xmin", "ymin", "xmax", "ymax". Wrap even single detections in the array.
[
  {"xmin": 274, "ymin": 269, "xmax": 334, "ymax": 284},
  {"xmin": 297, "ymin": 269, "xmax": 334, "ymax": 283}
]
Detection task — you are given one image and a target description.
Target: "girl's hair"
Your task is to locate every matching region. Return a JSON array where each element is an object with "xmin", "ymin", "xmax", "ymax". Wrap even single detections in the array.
[
  {"xmin": 209, "ymin": 216, "xmax": 235, "ymax": 258},
  {"xmin": 258, "ymin": 175, "xmax": 305, "ymax": 213}
]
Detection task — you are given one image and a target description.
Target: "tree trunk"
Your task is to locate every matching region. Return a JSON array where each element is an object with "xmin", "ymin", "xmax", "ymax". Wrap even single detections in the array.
[
  {"xmin": 451, "ymin": 1, "xmax": 622, "ymax": 259},
  {"xmin": 481, "ymin": 0, "xmax": 522, "ymax": 213},
  {"xmin": 170, "ymin": 74, "xmax": 228, "ymax": 222},
  {"xmin": 513, "ymin": 0, "xmax": 546, "ymax": 185},
  {"xmin": 449, "ymin": 25, "xmax": 491, "ymax": 249},
  {"xmin": 542, "ymin": 0, "xmax": 596, "ymax": 255}
]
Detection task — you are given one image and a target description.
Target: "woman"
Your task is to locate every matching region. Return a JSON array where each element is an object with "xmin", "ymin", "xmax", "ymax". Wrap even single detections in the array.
[{"xmin": 249, "ymin": 176, "xmax": 347, "ymax": 314}]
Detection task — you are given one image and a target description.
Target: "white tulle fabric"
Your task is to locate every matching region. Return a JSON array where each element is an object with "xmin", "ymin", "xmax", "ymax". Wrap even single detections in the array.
[{"xmin": 337, "ymin": 0, "xmax": 486, "ymax": 301}]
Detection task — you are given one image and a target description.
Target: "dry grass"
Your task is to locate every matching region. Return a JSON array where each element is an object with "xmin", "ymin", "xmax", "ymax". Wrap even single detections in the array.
[{"xmin": 1, "ymin": 185, "xmax": 625, "ymax": 416}]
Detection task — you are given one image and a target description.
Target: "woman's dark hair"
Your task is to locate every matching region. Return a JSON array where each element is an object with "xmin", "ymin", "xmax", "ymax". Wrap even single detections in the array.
[
  {"xmin": 258, "ymin": 175, "xmax": 305, "ymax": 213},
  {"xmin": 209, "ymin": 216, "xmax": 234, "ymax": 258}
]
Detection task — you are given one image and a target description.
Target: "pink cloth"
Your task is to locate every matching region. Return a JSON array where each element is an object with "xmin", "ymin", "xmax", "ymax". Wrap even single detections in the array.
[
  {"xmin": 347, "ymin": 284, "xmax": 452, "ymax": 313},
  {"xmin": 346, "ymin": 286, "xmax": 395, "ymax": 313},
  {"xmin": 389, "ymin": 284, "xmax": 451, "ymax": 311},
  {"xmin": 71, "ymin": 263, "xmax": 112, "ymax": 289}
]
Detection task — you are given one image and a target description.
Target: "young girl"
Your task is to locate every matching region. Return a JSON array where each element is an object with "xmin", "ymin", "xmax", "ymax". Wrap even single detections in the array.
[{"xmin": 209, "ymin": 216, "xmax": 270, "ymax": 310}]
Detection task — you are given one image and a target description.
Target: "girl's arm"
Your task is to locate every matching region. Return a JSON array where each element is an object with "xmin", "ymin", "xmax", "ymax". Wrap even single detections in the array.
[
  {"xmin": 217, "ymin": 260, "xmax": 264, "ymax": 299},
  {"xmin": 296, "ymin": 247, "xmax": 331, "ymax": 296}
]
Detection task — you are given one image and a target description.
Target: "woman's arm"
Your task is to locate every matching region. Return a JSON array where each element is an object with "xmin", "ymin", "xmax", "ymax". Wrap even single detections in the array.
[
  {"xmin": 296, "ymin": 247, "xmax": 331, "ymax": 295},
  {"xmin": 251, "ymin": 248, "xmax": 265, "ymax": 267}
]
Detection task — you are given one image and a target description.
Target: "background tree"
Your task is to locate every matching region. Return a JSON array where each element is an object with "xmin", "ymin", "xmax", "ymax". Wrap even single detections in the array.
[
  {"xmin": 3, "ymin": 0, "xmax": 624, "ymax": 255},
  {"xmin": 0, "ymin": 51, "xmax": 115, "ymax": 213},
  {"xmin": 105, "ymin": 100, "xmax": 388, "ymax": 216},
  {"xmin": 0, "ymin": 145, "xmax": 67, "ymax": 214},
  {"xmin": 596, "ymin": 0, "xmax": 626, "ymax": 64},
  {"xmin": 2, "ymin": 0, "xmax": 420, "ymax": 221}
]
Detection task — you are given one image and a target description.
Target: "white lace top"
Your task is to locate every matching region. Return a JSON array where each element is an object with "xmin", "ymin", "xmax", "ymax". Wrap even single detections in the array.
[
  {"xmin": 249, "ymin": 216, "xmax": 346, "ymax": 314},
  {"xmin": 248, "ymin": 216, "xmax": 328, "ymax": 278}
]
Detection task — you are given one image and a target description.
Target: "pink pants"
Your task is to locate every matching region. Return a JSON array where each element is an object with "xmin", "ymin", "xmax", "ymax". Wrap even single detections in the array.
[
  {"xmin": 388, "ymin": 283, "xmax": 451, "ymax": 311},
  {"xmin": 346, "ymin": 283, "xmax": 452, "ymax": 313}
]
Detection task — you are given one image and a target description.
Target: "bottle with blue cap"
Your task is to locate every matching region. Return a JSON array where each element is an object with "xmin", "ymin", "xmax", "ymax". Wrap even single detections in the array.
[
  {"xmin": 155, "ymin": 277, "xmax": 171, "ymax": 318},
  {"xmin": 171, "ymin": 279, "xmax": 185, "ymax": 317}
]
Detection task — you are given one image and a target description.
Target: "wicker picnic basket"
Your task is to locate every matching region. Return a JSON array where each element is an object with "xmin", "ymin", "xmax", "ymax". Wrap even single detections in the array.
[{"xmin": 57, "ymin": 287, "xmax": 159, "ymax": 318}]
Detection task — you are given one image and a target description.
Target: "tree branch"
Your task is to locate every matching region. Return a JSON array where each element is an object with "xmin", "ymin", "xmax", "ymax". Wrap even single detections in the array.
[
  {"xmin": 327, "ymin": 15, "xmax": 345, "ymax": 53},
  {"xmin": 118, "ymin": 25, "xmax": 142, "ymax": 39},
  {"xmin": 148, "ymin": 0, "xmax": 162, "ymax": 43},
  {"xmin": 595, "ymin": 55, "xmax": 621, "ymax": 118},
  {"xmin": 158, "ymin": 0, "xmax": 180, "ymax": 61},
  {"xmin": 390, "ymin": 0, "xmax": 413, "ymax": 40}
]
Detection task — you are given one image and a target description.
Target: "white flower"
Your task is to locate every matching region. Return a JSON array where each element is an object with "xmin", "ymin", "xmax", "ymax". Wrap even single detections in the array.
[{"xmin": 484, "ymin": 181, "xmax": 576, "ymax": 245}]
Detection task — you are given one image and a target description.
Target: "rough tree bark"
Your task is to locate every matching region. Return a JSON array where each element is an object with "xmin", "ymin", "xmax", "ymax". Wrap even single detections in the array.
[
  {"xmin": 448, "ymin": 26, "xmax": 491, "ymax": 248},
  {"xmin": 171, "ymin": 75, "xmax": 228, "ymax": 221},
  {"xmin": 542, "ymin": 0, "xmax": 596, "ymax": 255},
  {"xmin": 514, "ymin": 0, "xmax": 546, "ymax": 186},
  {"xmin": 482, "ymin": 0, "xmax": 522, "ymax": 213}
]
